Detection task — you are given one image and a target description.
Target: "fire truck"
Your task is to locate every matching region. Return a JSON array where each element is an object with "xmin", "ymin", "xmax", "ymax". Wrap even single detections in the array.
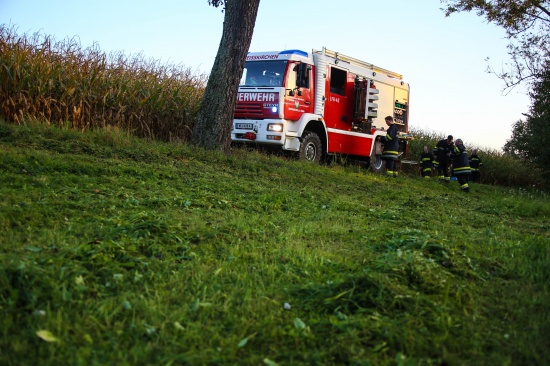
[{"xmin": 231, "ymin": 47, "xmax": 412, "ymax": 171}]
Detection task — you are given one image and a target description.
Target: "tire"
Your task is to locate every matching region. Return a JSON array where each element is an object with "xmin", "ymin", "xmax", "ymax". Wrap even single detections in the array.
[
  {"xmin": 299, "ymin": 131, "xmax": 323, "ymax": 163},
  {"xmin": 370, "ymin": 154, "xmax": 386, "ymax": 173},
  {"xmin": 355, "ymin": 156, "xmax": 371, "ymax": 169}
]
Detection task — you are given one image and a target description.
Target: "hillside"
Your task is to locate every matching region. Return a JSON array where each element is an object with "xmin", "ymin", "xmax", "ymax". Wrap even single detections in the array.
[{"xmin": 1, "ymin": 121, "xmax": 549, "ymax": 365}]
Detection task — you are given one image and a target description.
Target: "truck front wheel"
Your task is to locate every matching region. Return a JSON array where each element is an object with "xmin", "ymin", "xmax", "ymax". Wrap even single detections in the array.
[{"xmin": 299, "ymin": 131, "xmax": 322, "ymax": 163}]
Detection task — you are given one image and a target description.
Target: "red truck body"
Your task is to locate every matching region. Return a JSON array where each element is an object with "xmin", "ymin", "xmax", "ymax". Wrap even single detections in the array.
[{"xmin": 231, "ymin": 47, "xmax": 412, "ymax": 169}]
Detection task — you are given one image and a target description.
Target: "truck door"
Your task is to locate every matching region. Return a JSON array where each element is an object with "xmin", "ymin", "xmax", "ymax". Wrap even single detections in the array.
[
  {"xmin": 324, "ymin": 66, "xmax": 349, "ymax": 130},
  {"xmin": 284, "ymin": 62, "xmax": 313, "ymax": 121}
]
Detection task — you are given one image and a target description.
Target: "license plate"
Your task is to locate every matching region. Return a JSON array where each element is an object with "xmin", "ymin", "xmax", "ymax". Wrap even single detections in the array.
[{"xmin": 236, "ymin": 123, "xmax": 253, "ymax": 130}]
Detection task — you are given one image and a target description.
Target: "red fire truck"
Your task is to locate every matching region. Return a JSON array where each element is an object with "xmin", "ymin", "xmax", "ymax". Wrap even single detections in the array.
[{"xmin": 231, "ymin": 47, "xmax": 412, "ymax": 171}]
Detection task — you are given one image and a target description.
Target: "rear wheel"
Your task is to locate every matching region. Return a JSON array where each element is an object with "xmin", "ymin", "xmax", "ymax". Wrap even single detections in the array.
[
  {"xmin": 299, "ymin": 131, "xmax": 323, "ymax": 163},
  {"xmin": 370, "ymin": 155, "xmax": 386, "ymax": 173}
]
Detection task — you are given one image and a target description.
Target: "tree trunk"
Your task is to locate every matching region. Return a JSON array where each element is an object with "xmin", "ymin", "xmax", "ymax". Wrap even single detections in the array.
[{"xmin": 191, "ymin": 0, "xmax": 260, "ymax": 151}]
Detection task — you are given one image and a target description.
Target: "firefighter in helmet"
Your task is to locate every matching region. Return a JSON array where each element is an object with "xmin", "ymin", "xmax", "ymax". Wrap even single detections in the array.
[
  {"xmin": 432, "ymin": 147, "xmax": 439, "ymax": 173},
  {"xmin": 469, "ymin": 149, "xmax": 483, "ymax": 183},
  {"xmin": 435, "ymin": 135, "xmax": 454, "ymax": 183},
  {"xmin": 451, "ymin": 138, "xmax": 471, "ymax": 192},
  {"xmin": 420, "ymin": 145, "xmax": 434, "ymax": 178},
  {"xmin": 379, "ymin": 116, "xmax": 399, "ymax": 177}
]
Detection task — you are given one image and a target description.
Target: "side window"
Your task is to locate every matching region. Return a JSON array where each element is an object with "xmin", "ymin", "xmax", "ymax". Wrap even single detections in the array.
[{"xmin": 330, "ymin": 67, "xmax": 346, "ymax": 96}]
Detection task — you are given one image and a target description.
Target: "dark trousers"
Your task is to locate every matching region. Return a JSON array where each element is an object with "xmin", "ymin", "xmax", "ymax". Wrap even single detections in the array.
[
  {"xmin": 457, "ymin": 174, "xmax": 469, "ymax": 191},
  {"xmin": 386, "ymin": 159, "xmax": 397, "ymax": 173},
  {"xmin": 438, "ymin": 158, "xmax": 450, "ymax": 177}
]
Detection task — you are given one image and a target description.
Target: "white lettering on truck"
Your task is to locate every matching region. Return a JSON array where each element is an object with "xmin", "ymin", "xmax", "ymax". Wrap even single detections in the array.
[{"xmin": 237, "ymin": 93, "xmax": 276, "ymax": 102}]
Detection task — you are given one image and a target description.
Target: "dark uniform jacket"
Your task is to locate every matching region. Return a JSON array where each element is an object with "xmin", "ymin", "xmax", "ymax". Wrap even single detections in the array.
[
  {"xmin": 452, "ymin": 143, "xmax": 471, "ymax": 175},
  {"xmin": 469, "ymin": 154, "xmax": 482, "ymax": 171},
  {"xmin": 436, "ymin": 139, "xmax": 453, "ymax": 161},
  {"xmin": 432, "ymin": 148, "xmax": 439, "ymax": 168},
  {"xmin": 380, "ymin": 124, "xmax": 399, "ymax": 161},
  {"xmin": 420, "ymin": 151, "xmax": 434, "ymax": 170}
]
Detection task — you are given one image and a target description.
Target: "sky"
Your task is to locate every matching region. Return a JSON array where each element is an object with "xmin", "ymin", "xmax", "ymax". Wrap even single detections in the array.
[{"xmin": 1, "ymin": 0, "xmax": 532, "ymax": 150}]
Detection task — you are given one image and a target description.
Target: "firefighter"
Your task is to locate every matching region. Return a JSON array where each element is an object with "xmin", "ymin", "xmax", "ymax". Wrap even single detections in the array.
[
  {"xmin": 469, "ymin": 149, "xmax": 483, "ymax": 183},
  {"xmin": 432, "ymin": 147, "xmax": 439, "ymax": 173},
  {"xmin": 420, "ymin": 145, "xmax": 434, "ymax": 178},
  {"xmin": 452, "ymin": 139, "xmax": 471, "ymax": 192},
  {"xmin": 435, "ymin": 135, "xmax": 454, "ymax": 183},
  {"xmin": 379, "ymin": 116, "xmax": 399, "ymax": 177}
]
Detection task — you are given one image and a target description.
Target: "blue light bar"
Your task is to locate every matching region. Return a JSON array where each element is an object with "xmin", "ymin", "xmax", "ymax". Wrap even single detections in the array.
[{"xmin": 279, "ymin": 50, "xmax": 309, "ymax": 57}]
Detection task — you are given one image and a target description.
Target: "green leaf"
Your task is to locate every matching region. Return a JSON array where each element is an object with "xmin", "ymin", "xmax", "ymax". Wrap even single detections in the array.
[
  {"xmin": 238, "ymin": 332, "xmax": 256, "ymax": 347},
  {"xmin": 293, "ymin": 317, "xmax": 306, "ymax": 329},
  {"xmin": 36, "ymin": 330, "xmax": 60, "ymax": 342},
  {"xmin": 191, "ymin": 298, "xmax": 200, "ymax": 312},
  {"xmin": 237, "ymin": 337, "xmax": 249, "ymax": 348},
  {"xmin": 75, "ymin": 275, "xmax": 85, "ymax": 285}
]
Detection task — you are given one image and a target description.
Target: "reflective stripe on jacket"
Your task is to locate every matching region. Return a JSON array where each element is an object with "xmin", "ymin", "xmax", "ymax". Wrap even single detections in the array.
[
  {"xmin": 420, "ymin": 152, "xmax": 434, "ymax": 169},
  {"xmin": 469, "ymin": 154, "xmax": 482, "ymax": 171},
  {"xmin": 452, "ymin": 143, "xmax": 471, "ymax": 175},
  {"xmin": 381, "ymin": 124, "xmax": 399, "ymax": 161}
]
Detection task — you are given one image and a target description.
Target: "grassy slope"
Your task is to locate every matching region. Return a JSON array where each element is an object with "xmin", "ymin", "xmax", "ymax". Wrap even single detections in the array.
[{"xmin": 1, "ymin": 122, "xmax": 549, "ymax": 365}]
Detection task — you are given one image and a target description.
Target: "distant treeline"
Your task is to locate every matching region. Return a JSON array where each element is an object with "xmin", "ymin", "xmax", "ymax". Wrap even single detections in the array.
[
  {"xmin": 1, "ymin": 25, "xmax": 545, "ymax": 189},
  {"xmin": 0, "ymin": 24, "xmax": 206, "ymax": 142}
]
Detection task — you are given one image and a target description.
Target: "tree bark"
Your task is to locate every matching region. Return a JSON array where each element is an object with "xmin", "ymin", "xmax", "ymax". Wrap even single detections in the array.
[{"xmin": 191, "ymin": 0, "xmax": 260, "ymax": 151}]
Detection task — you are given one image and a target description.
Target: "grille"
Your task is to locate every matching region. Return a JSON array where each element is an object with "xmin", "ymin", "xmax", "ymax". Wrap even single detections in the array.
[{"xmin": 234, "ymin": 104, "xmax": 263, "ymax": 119}]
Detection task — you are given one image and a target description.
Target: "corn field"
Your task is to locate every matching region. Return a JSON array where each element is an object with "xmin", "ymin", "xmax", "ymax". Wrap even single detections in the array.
[{"xmin": 0, "ymin": 24, "xmax": 206, "ymax": 141}]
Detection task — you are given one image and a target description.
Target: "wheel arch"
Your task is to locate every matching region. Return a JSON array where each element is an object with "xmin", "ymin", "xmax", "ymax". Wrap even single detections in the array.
[{"xmin": 299, "ymin": 119, "xmax": 327, "ymax": 155}]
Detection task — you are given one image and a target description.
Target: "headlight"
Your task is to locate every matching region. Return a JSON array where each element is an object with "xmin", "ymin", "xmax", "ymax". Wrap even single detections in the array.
[
  {"xmin": 271, "ymin": 106, "xmax": 278, "ymax": 113},
  {"xmin": 267, "ymin": 123, "xmax": 283, "ymax": 132}
]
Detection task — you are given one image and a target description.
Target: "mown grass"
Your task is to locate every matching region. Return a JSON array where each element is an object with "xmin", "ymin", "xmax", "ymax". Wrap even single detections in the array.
[{"xmin": 1, "ymin": 121, "xmax": 549, "ymax": 365}]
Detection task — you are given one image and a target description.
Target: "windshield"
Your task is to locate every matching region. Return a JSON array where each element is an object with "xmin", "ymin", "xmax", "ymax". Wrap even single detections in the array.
[{"xmin": 240, "ymin": 60, "xmax": 288, "ymax": 87}]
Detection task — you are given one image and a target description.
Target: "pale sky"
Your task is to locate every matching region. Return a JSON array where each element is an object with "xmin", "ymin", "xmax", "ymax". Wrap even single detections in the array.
[{"xmin": 1, "ymin": 0, "xmax": 531, "ymax": 150}]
